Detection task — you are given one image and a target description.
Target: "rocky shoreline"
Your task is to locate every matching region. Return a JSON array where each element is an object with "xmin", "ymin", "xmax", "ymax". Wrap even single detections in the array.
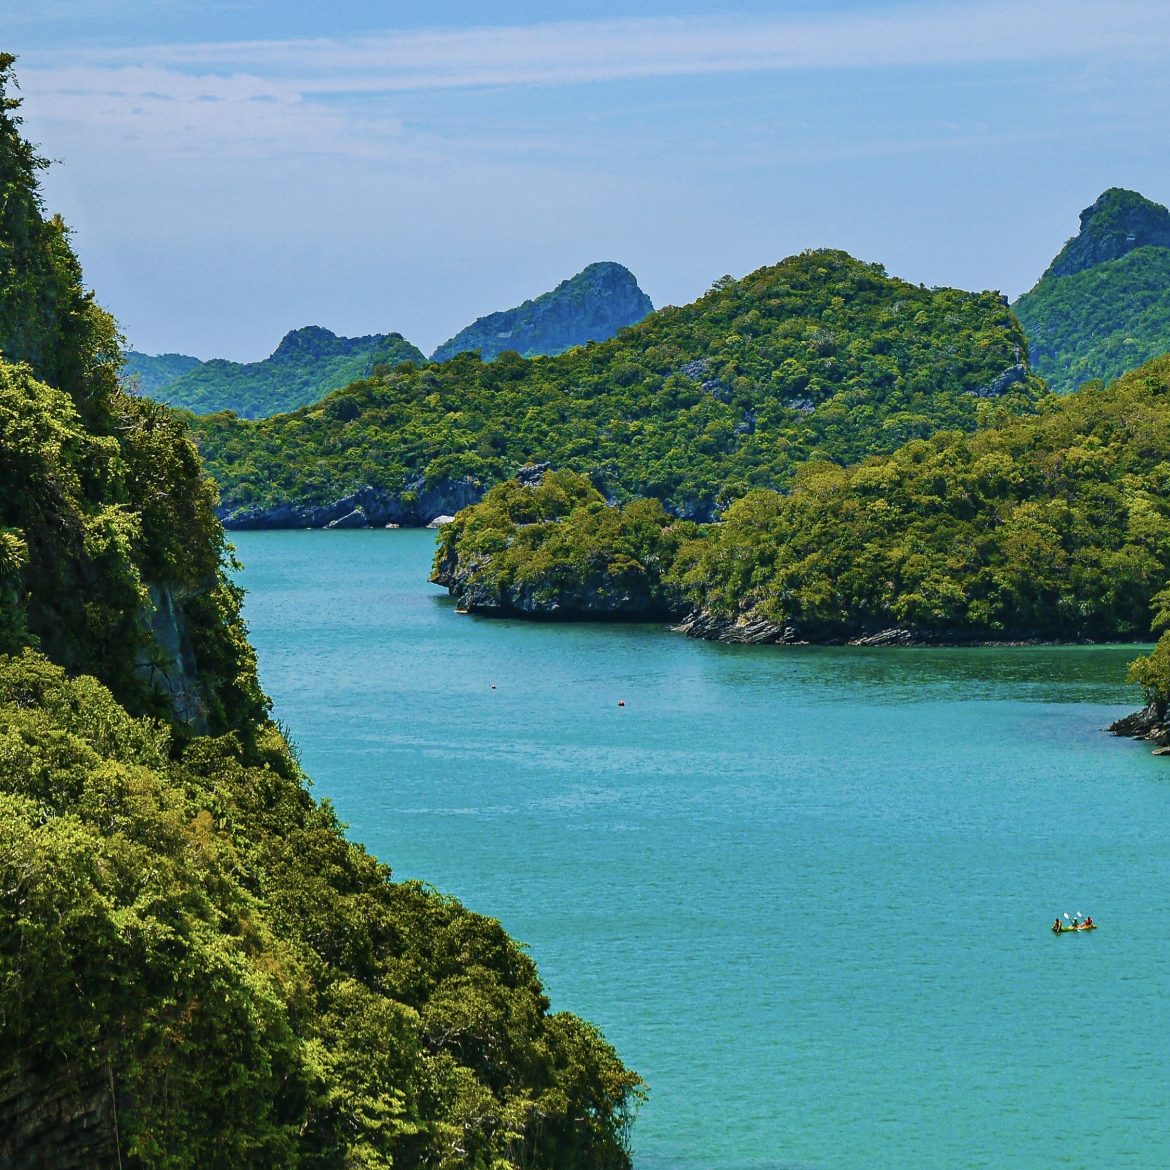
[
  {"xmin": 1109, "ymin": 701, "xmax": 1170, "ymax": 753},
  {"xmin": 217, "ymin": 475, "xmax": 486, "ymax": 530}
]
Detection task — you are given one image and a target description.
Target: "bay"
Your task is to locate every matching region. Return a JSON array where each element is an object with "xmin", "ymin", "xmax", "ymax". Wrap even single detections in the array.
[{"xmin": 233, "ymin": 528, "xmax": 1170, "ymax": 1170}]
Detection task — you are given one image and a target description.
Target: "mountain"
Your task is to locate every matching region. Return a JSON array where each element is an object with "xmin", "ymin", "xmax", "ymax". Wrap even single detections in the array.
[
  {"xmin": 122, "ymin": 349, "xmax": 203, "ymax": 394},
  {"xmin": 430, "ymin": 261, "xmax": 654, "ymax": 363},
  {"xmin": 435, "ymin": 354, "xmax": 1170, "ymax": 647},
  {"xmin": 131, "ymin": 326, "xmax": 425, "ymax": 418},
  {"xmin": 1013, "ymin": 188, "xmax": 1170, "ymax": 393},
  {"xmin": 0, "ymin": 56, "xmax": 640, "ymax": 1170},
  {"xmin": 193, "ymin": 249, "xmax": 1042, "ymax": 530}
]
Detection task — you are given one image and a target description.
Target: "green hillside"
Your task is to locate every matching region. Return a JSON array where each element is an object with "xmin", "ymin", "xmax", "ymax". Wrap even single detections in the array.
[
  {"xmin": 122, "ymin": 349, "xmax": 204, "ymax": 394},
  {"xmin": 1014, "ymin": 189, "xmax": 1170, "ymax": 393},
  {"xmin": 138, "ymin": 326, "xmax": 425, "ymax": 418},
  {"xmin": 0, "ymin": 55, "xmax": 640, "ymax": 1170},
  {"xmin": 436, "ymin": 357, "xmax": 1170, "ymax": 646},
  {"xmin": 194, "ymin": 250, "xmax": 1041, "ymax": 525},
  {"xmin": 431, "ymin": 261, "xmax": 654, "ymax": 363}
]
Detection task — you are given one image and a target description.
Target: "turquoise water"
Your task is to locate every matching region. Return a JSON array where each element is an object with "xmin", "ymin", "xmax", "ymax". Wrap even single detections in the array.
[{"xmin": 233, "ymin": 529, "xmax": 1170, "ymax": 1170}]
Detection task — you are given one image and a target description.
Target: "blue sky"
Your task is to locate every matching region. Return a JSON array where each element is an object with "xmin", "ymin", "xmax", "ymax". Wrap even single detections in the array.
[{"xmin": 4, "ymin": 1, "xmax": 1170, "ymax": 360}]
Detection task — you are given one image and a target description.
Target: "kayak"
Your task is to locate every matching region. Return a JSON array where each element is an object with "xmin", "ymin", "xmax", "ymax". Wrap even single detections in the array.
[{"xmin": 1052, "ymin": 923, "xmax": 1096, "ymax": 933}]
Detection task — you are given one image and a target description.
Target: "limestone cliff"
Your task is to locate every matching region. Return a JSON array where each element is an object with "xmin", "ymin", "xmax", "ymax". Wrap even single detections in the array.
[{"xmin": 430, "ymin": 261, "xmax": 653, "ymax": 363}]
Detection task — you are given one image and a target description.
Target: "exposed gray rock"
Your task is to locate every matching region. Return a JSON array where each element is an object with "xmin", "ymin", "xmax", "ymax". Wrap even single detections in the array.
[
  {"xmin": 431, "ymin": 261, "xmax": 653, "ymax": 363},
  {"xmin": 219, "ymin": 475, "xmax": 486, "ymax": 530},
  {"xmin": 678, "ymin": 359, "xmax": 710, "ymax": 380},
  {"xmin": 0, "ymin": 1058, "xmax": 119, "ymax": 1170},
  {"xmin": 137, "ymin": 583, "xmax": 208, "ymax": 733},
  {"xmin": 673, "ymin": 610, "xmax": 802, "ymax": 644},
  {"xmin": 516, "ymin": 462, "xmax": 551, "ymax": 486},
  {"xmin": 847, "ymin": 628, "xmax": 918, "ymax": 647},
  {"xmin": 326, "ymin": 508, "xmax": 370, "ymax": 529},
  {"xmin": 969, "ymin": 363, "xmax": 1027, "ymax": 399},
  {"xmin": 1109, "ymin": 700, "xmax": 1170, "ymax": 750},
  {"xmin": 1043, "ymin": 188, "xmax": 1170, "ymax": 280},
  {"xmin": 426, "ymin": 515, "xmax": 456, "ymax": 528}
]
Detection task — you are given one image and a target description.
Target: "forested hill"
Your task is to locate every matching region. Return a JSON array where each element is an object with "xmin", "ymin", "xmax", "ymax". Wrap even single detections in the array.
[
  {"xmin": 435, "ymin": 355, "xmax": 1170, "ymax": 648},
  {"xmin": 129, "ymin": 325, "xmax": 425, "ymax": 417},
  {"xmin": 194, "ymin": 250, "xmax": 1042, "ymax": 529},
  {"xmin": 122, "ymin": 348, "xmax": 203, "ymax": 394},
  {"xmin": 1014, "ymin": 188, "xmax": 1170, "ymax": 393},
  {"xmin": 431, "ymin": 261, "xmax": 654, "ymax": 362},
  {"xmin": 0, "ymin": 55, "xmax": 641, "ymax": 1170}
]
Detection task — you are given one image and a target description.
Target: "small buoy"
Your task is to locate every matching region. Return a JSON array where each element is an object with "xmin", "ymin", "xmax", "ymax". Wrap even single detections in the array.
[
  {"xmin": 618, "ymin": 700, "xmax": 625, "ymax": 707},
  {"xmin": 491, "ymin": 684, "xmax": 496, "ymax": 690}
]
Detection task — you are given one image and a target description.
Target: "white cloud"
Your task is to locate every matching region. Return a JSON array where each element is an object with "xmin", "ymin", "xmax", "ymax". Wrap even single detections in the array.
[
  {"xmin": 17, "ymin": 2, "xmax": 1168, "ymax": 163},
  {"xmin": 25, "ymin": 2, "xmax": 1170, "ymax": 95}
]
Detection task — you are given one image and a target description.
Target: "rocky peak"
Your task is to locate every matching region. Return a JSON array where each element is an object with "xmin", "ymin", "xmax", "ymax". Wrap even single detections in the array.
[
  {"xmin": 270, "ymin": 325, "xmax": 340, "ymax": 362},
  {"xmin": 430, "ymin": 261, "xmax": 654, "ymax": 363},
  {"xmin": 1043, "ymin": 188, "xmax": 1170, "ymax": 279}
]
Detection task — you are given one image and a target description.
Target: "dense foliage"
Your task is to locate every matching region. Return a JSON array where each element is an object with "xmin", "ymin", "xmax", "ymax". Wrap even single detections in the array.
[
  {"xmin": 431, "ymin": 262, "xmax": 653, "ymax": 363},
  {"xmin": 0, "ymin": 652, "xmax": 641, "ymax": 1170},
  {"xmin": 1014, "ymin": 244, "xmax": 1170, "ymax": 394},
  {"xmin": 439, "ymin": 357, "xmax": 1170, "ymax": 645},
  {"xmin": 1, "ymin": 56, "xmax": 641, "ymax": 1168},
  {"xmin": 122, "ymin": 349, "xmax": 203, "ymax": 395},
  {"xmin": 432, "ymin": 470, "xmax": 698, "ymax": 617},
  {"xmin": 0, "ymin": 53, "xmax": 256, "ymax": 729},
  {"xmin": 194, "ymin": 251, "xmax": 1041, "ymax": 521},
  {"xmin": 136, "ymin": 326, "xmax": 425, "ymax": 418}
]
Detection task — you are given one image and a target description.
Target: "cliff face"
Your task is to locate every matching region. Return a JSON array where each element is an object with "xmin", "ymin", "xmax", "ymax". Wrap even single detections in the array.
[
  {"xmin": 1014, "ymin": 189, "xmax": 1170, "ymax": 393},
  {"xmin": 219, "ymin": 475, "xmax": 486, "ymax": 530},
  {"xmin": 1040, "ymin": 188, "xmax": 1170, "ymax": 279},
  {"xmin": 430, "ymin": 261, "xmax": 653, "ymax": 363},
  {"xmin": 0, "ymin": 1060, "xmax": 119, "ymax": 1170}
]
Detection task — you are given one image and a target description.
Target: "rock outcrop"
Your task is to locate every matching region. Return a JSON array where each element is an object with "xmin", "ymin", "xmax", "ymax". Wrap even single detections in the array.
[
  {"xmin": 431, "ymin": 262, "xmax": 653, "ymax": 363},
  {"xmin": 673, "ymin": 610, "xmax": 799, "ymax": 644},
  {"xmin": 1013, "ymin": 188, "xmax": 1170, "ymax": 394},
  {"xmin": 1109, "ymin": 701, "xmax": 1170, "ymax": 752},
  {"xmin": 0, "ymin": 1060, "xmax": 120, "ymax": 1170},
  {"xmin": 137, "ymin": 583, "xmax": 208, "ymax": 732},
  {"xmin": 1041, "ymin": 188, "xmax": 1170, "ymax": 280},
  {"xmin": 219, "ymin": 476, "xmax": 486, "ymax": 530}
]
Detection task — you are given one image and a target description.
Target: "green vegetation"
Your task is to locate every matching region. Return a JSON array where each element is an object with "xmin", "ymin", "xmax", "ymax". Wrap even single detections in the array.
[
  {"xmin": 136, "ymin": 326, "xmax": 425, "ymax": 418},
  {"xmin": 195, "ymin": 251, "xmax": 1041, "ymax": 522},
  {"xmin": 439, "ymin": 357, "xmax": 1170, "ymax": 646},
  {"xmin": 432, "ymin": 470, "xmax": 698, "ymax": 618},
  {"xmin": 0, "ymin": 55, "xmax": 641, "ymax": 1168},
  {"xmin": 1014, "ymin": 189, "xmax": 1170, "ymax": 394},
  {"xmin": 122, "ymin": 349, "xmax": 203, "ymax": 395},
  {"xmin": 1, "ymin": 652, "xmax": 641, "ymax": 1170},
  {"xmin": 431, "ymin": 262, "xmax": 654, "ymax": 363}
]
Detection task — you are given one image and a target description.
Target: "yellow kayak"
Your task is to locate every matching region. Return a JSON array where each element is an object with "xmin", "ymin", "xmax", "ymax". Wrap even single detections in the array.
[{"xmin": 1051, "ymin": 923, "xmax": 1096, "ymax": 933}]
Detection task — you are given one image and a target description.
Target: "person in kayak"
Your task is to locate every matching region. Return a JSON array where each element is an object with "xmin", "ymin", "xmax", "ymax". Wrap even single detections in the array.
[
  {"xmin": 1082, "ymin": 915, "xmax": 1094, "ymax": 928},
  {"xmin": 1052, "ymin": 918, "xmax": 1063, "ymax": 933}
]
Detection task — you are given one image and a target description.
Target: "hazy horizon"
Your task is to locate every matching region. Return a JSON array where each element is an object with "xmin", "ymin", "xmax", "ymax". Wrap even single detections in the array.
[{"xmin": 4, "ymin": 0, "xmax": 1169, "ymax": 361}]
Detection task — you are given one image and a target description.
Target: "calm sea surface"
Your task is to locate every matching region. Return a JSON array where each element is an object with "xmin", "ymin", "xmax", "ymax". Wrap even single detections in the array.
[{"xmin": 233, "ymin": 529, "xmax": 1170, "ymax": 1170}]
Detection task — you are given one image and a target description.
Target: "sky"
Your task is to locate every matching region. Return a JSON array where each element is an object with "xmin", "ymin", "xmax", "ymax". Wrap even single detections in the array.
[{"xmin": 3, "ymin": 0, "xmax": 1170, "ymax": 361}]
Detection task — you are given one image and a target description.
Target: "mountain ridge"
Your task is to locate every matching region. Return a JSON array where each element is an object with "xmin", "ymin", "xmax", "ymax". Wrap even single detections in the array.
[
  {"xmin": 430, "ymin": 260, "xmax": 653, "ymax": 363},
  {"xmin": 128, "ymin": 325, "xmax": 425, "ymax": 418},
  {"xmin": 1014, "ymin": 187, "xmax": 1170, "ymax": 394}
]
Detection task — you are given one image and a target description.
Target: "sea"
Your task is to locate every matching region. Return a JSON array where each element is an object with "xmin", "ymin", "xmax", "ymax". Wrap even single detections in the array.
[{"xmin": 232, "ymin": 528, "xmax": 1170, "ymax": 1170}]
